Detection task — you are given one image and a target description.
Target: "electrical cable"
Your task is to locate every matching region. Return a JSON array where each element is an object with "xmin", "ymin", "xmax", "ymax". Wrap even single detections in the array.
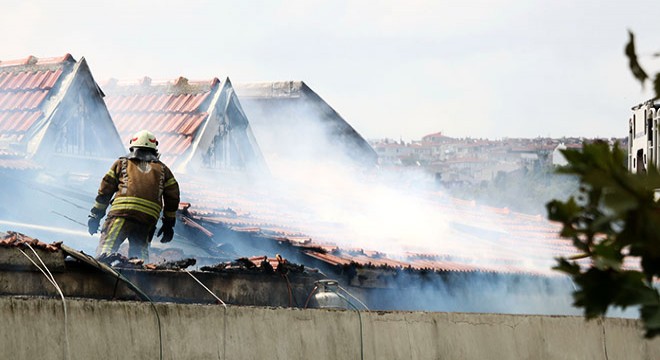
[
  {"xmin": 183, "ymin": 269, "xmax": 227, "ymax": 308},
  {"xmin": 181, "ymin": 269, "xmax": 228, "ymax": 359},
  {"xmin": 281, "ymin": 274, "xmax": 296, "ymax": 307},
  {"xmin": 317, "ymin": 270, "xmax": 329, "ymax": 277},
  {"xmin": 113, "ymin": 266, "xmax": 163, "ymax": 360},
  {"xmin": 303, "ymin": 282, "xmax": 366, "ymax": 359},
  {"xmin": 19, "ymin": 245, "xmax": 71, "ymax": 360},
  {"xmin": 222, "ymin": 304, "xmax": 227, "ymax": 359},
  {"xmin": 51, "ymin": 210, "xmax": 87, "ymax": 227},
  {"xmin": 338, "ymin": 285, "xmax": 370, "ymax": 311},
  {"xmin": 330, "ymin": 289, "xmax": 365, "ymax": 360},
  {"xmin": 23, "ymin": 244, "xmax": 71, "ymax": 360},
  {"xmin": 61, "ymin": 245, "xmax": 163, "ymax": 360},
  {"xmin": 303, "ymin": 286, "xmax": 318, "ymax": 308},
  {"xmin": 112, "ymin": 274, "xmax": 121, "ymax": 299},
  {"xmin": 26, "ymin": 181, "xmax": 88, "ymax": 210}
]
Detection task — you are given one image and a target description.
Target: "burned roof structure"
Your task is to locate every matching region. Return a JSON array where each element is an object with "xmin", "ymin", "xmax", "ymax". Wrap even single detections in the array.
[
  {"xmin": 0, "ymin": 230, "xmax": 322, "ymax": 307},
  {"xmin": 0, "ymin": 59, "xmax": 592, "ymax": 316},
  {"xmin": 103, "ymin": 76, "xmax": 266, "ymax": 174},
  {"xmin": 0, "ymin": 54, "xmax": 124, "ymax": 173},
  {"xmin": 178, "ymin": 184, "xmax": 576, "ymax": 276},
  {"xmin": 234, "ymin": 81, "xmax": 377, "ymax": 166},
  {"xmin": 168, "ymin": 175, "xmax": 589, "ymax": 313}
]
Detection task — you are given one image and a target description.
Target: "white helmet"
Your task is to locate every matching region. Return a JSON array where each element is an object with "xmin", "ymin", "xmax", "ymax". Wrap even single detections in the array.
[{"xmin": 129, "ymin": 130, "xmax": 158, "ymax": 151}]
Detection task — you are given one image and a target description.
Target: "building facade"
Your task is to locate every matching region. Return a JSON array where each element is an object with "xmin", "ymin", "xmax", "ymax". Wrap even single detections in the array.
[{"xmin": 628, "ymin": 100, "xmax": 657, "ymax": 173}]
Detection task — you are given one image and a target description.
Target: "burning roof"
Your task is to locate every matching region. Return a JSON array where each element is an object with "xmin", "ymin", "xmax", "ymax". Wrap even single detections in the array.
[
  {"xmin": 234, "ymin": 81, "xmax": 377, "ymax": 167},
  {"xmin": 103, "ymin": 76, "xmax": 266, "ymax": 173},
  {"xmin": 0, "ymin": 54, "xmax": 124, "ymax": 170},
  {"xmin": 174, "ymin": 175, "xmax": 580, "ymax": 284},
  {"xmin": 0, "ymin": 56, "xmax": 591, "ymax": 306}
]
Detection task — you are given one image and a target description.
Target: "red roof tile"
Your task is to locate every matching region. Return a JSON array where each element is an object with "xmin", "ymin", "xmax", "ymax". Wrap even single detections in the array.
[
  {"xmin": 0, "ymin": 91, "xmax": 49, "ymax": 111},
  {"xmin": 0, "ymin": 111, "xmax": 42, "ymax": 132},
  {"xmin": 303, "ymin": 251, "xmax": 353, "ymax": 266},
  {"xmin": 407, "ymin": 258, "xmax": 480, "ymax": 272},
  {"xmin": 0, "ymin": 231, "xmax": 61, "ymax": 251},
  {"xmin": 105, "ymin": 78, "xmax": 218, "ymax": 160},
  {"xmin": 161, "ymin": 173, "xmax": 597, "ymax": 278},
  {"xmin": 0, "ymin": 56, "xmax": 70, "ymax": 140}
]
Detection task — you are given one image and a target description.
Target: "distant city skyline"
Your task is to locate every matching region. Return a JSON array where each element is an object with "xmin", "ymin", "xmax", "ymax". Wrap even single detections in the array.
[
  {"xmin": 368, "ymin": 132, "xmax": 627, "ymax": 142},
  {"xmin": 3, "ymin": 0, "xmax": 660, "ymax": 141}
]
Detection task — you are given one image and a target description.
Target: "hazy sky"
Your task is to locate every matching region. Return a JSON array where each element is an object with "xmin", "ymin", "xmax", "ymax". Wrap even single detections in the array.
[{"xmin": 3, "ymin": 0, "xmax": 660, "ymax": 140}]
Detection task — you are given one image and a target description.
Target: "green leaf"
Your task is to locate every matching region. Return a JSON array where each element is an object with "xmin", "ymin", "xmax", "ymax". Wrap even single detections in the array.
[
  {"xmin": 547, "ymin": 198, "xmax": 580, "ymax": 223},
  {"xmin": 572, "ymin": 268, "xmax": 617, "ymax": 318},
  {"xmin": 592, "ymin": 242, "xmax": 623, "ymax": 270},
  {"xmin": 611, "ymin": 271, "xmax": 655, "ymax": 307},
  {"xmin": 553, "ymin": 258, "xmax": 581, "ymax": 276},
  {"xmin": 625, "ymin": 30, "xmax": 649, "ymax": 86},
  {"xmin": 641, "ymin": 301, "xmax": 660, "ymax": 338},
  {"xmin": 640, "ymin": 255, "xmax": 660, "ymax": 281},
  {"xmin": 602, "ymin": 190, "xmax": 638, "ymax": 214}
]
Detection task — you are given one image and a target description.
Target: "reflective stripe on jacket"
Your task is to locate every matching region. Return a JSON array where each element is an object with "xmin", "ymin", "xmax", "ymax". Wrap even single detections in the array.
[{"xmin": 94, "ymin": 157, "xmax": 180, "ymax": 226}]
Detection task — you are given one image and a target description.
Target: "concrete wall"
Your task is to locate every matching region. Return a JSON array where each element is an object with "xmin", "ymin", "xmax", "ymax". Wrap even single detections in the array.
[{"xmin": 1, "ymin": 296, "xmax": 658, "ymax": 360}]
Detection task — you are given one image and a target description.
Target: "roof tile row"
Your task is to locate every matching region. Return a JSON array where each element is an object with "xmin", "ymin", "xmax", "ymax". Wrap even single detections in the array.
[
  {"xmin": 0, "ymin": 69, "xmax": 62, "ymax": 90},
  {"xmin": 0, "ymin": 91, "xmax": 49, "ymax": 111},
  {"xmin": 0, "ymin": 111, "xmax": 42, "ymax": 132},
  {"xmin": 156, "ymin": 134, "xmax": 192, "ymax": 156},
  {"xmin": 105, "ymin": 78, "xmax": 219, "ymax": 161},
  {"xmin": 0, "ymin": 58, "xmax": 68, "ymax": 142},
  {"xmin": 106, "ymin": 92, "xmax": 210, "ymax": 113},
  {"xmin": 113, "ymin": 112, "xmax": 206, "ymax": 137}
]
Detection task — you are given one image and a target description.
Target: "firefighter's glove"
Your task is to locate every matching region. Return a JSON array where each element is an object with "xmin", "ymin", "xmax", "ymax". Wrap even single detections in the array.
[
  {"xmin": 87, "ymin": 215, "xmax": 101, "ymax": 235},
  {"xmin": 157, "ymin": 218, "xmax": 175, "ymax": 243}
]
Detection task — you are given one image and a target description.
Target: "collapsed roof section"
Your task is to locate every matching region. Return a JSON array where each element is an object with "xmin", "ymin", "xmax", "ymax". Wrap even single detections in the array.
[
  {"xmin": 234, "ymin": 81, "xmax": 377, "ymax": 167},
  {"xmin": 103, "ymin": 76, "xmax": 267, "ymax": 174},
  {"xmin": 0, "ymin": 231, "xmax": 321, "ymax": 307},
  {"xmin": 0, "ymin": 54, "xmax": 124, "ymax": 171}
]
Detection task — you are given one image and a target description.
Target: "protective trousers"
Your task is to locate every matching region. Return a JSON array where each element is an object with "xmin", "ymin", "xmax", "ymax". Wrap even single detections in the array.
[{"xmin": 96, "ymin": 216, "xmax": 155, "ymax": 261}]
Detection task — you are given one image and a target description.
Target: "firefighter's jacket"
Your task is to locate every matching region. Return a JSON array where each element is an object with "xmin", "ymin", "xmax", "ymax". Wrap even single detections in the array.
[{"xmin": 93, "ymin": 156, "xmax": 180, "ymax": 227}]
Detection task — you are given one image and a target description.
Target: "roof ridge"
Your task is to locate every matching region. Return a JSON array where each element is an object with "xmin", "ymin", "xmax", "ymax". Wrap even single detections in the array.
[
  {"xmin": 237, "ymin": 80, "xmax": 305, "ymax": 86},
  {"xmin": 111, "ymin": 109, "xmax": 209, "ymax": 115},
  {"xmin": 104, "ymin": 76, "xmax": 220, "ymax": 91},
  {"xmin": 0, "ymin": 54, "xmax": 74, "ymax": 70},
  {"xmin": 233, "ymin": 80, "xmax": 305, "ymax": 98}
]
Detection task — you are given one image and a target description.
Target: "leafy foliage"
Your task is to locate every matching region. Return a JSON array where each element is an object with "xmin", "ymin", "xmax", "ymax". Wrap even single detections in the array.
[
  {"xmin": 625, "ymin": 31, "xmax": 649, "ymax": 86},
  {"xmin": 625, "ymin": 30, "xmax": 660, "ymax": 98},
  {"xmin": 547, "ymin": 141, "xmax": 660, "ymax": 337}
]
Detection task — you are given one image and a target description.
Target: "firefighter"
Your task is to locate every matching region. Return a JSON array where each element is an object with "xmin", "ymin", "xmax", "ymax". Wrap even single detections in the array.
[{"xmin": 87, "ymin": 130, "xmax": 180, "ymax": 261}]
